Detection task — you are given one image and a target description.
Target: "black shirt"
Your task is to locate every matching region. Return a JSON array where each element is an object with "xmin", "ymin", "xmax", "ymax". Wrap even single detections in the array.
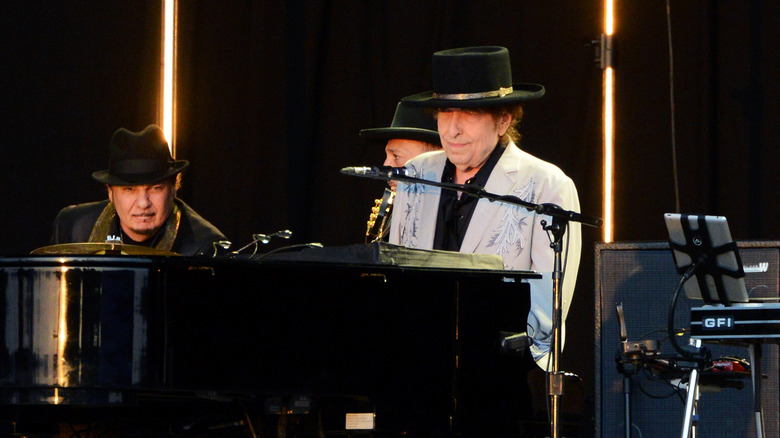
[{"xmin": 433, "ymin": 142, "xmax": 507, "ymax": 251}]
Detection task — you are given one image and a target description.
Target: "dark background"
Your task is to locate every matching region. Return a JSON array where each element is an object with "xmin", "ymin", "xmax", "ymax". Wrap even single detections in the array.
[{"xmin": 2, "ymin": 1, "xmax": 779, "ymax": 435}]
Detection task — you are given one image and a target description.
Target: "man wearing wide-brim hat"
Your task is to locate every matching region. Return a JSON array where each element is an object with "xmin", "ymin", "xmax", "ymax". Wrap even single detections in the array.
[
  {"xmin": 359, "ymin": 100, "xmax": 442, "ymax": 241},
  {"xmin": 360, "ymin": 100, "xmax": 442, "ymax": 189},
  {"xmin": 49, "ymin": 124, "xmax": 227, "ymax": 256},
  {"xmin": 389, "ymin": 46, "xmax": 582, "ymax": 372}
]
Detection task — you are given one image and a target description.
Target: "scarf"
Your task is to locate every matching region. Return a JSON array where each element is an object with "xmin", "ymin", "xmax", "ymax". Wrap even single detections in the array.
[{"xmin": 88, "ymin": 201, "xmax": 182, "ymax": 252}]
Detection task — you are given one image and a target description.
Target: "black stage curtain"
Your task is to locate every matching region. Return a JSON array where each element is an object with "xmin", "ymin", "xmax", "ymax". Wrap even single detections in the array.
[
  {"xmin": 614, "ymin": 0, "xmax": 780, "ymax": 240},
  {"xmin": 4, "ymin": 2, "xmax": 780, "ymax": 435},
  {"xmin": 0, "ymin": 1, "xmax": 162, "ymax": 252},
  {"xmin": 173, "ymin": 0, "xmax": 603, "ymax": 250}
]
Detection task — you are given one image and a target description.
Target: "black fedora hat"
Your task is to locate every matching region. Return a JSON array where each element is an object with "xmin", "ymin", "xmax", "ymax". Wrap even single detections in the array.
[
  {"xmin": 402, "ymin": 46, "xmax": 544, "ymax": 108},
  {"xmin": 92, "ymin": 124, "xmax": 189, "ymax": 185},
  {"xmin": 359, "ymin": 100, "xmax": 441, "ymax": 145}
]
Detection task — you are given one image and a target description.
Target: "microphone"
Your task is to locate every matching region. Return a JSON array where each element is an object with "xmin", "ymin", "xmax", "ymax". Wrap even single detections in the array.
[{"xmin": 340, "ymin": 165, "xmax": 414, "ymax": 180}]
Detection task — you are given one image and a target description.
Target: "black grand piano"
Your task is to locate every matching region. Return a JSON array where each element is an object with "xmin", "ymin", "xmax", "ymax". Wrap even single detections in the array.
[{"xmin": 0, "ymin": 242, "xmax": 537, "ymax": 437}]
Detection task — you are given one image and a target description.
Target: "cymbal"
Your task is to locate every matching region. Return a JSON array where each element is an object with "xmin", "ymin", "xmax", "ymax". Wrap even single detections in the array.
[{"xmin": 30, "ymin": 242, "xmax": 179, "ymax": 256}]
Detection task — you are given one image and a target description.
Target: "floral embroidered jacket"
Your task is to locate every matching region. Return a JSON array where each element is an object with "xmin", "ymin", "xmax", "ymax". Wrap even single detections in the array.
[{"xmin": 389, "ymin": 141, "xmax": 582, "ymax": 369}]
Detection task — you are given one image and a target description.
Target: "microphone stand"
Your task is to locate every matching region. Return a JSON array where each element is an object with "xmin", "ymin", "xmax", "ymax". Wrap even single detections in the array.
[{"xmin": 342, "ymin": 168, "xmax": 602, "ymax": 438}]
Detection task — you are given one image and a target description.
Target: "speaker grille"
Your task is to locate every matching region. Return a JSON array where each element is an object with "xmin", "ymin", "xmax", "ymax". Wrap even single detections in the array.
[{"xmin": 595, "ymin": 241, "xmax": 779, "ymax": 438}]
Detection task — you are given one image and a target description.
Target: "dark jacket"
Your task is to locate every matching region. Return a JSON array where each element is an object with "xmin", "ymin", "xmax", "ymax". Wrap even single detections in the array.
[{"xmin": 50, "ymin": 199, "xmax": 228, "ymax": 256}]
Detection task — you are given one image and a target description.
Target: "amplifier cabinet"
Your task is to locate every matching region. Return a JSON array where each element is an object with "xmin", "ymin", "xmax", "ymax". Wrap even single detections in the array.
[{"xmin": 594, "ymin": 241, "xmax": 780, "ymax": 438}]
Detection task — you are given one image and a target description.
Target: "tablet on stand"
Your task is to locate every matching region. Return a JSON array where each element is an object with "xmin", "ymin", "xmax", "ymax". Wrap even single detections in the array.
[{"xmin": 664, "ymin": 213, "xmax": 749, "ymax": 306}]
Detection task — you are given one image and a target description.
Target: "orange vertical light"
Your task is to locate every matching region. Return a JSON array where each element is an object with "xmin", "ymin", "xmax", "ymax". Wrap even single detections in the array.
[
  {"xmin": 602, "ymin": 0, "xmax": 615, "ymax": 242},
  {"xmin": 162, "ymin": 0, "xmax": 177, "ymax": 155}
]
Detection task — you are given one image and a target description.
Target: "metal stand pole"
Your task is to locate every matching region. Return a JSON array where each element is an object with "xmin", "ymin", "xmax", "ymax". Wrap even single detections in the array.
[
  {"xmin": 748, "ymin": 344, "xmax": 765, "ymax": 438},
  {"xmin": 545, "ymin": 218, "xmax": 566, "ymax": 438},
  {"xmin": 681, "ymin": 339, "xmax": 701, "ymax": 438},
  {"xmin": 623, "ymin": 375, "xmax": 631, "ymax": 438}
]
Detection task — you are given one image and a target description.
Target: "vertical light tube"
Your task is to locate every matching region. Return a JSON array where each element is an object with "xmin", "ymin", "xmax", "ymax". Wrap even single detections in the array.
[
  {"xmin": 603, "ymin": 0, "xmax": 615, "ymax": 242},
  {"xmin": 162, "ymin": 0, "xmax": 177, "ymax": 155}
]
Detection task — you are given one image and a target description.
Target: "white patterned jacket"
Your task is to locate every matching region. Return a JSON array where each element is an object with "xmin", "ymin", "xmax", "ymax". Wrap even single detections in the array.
[{"xmin": 389, "ymin": 141, "xmax": 582, "ymax": 369}]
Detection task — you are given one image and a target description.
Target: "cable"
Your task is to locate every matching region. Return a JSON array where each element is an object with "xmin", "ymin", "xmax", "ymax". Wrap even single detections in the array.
[
  {"xmin": 636, "ymin": 368, "xmax": 682, "ymax": 401},
  {"xmin": 667, "ymin": 264, "xmax": 699, "ymax": 360},
  {"xmin": 638, "ymin": 329, "xmax": 670, "ymax": 342},
  {"xmin": 251, "ymin": 242, "xmax": 324, "ymax": 260},
  {"xmin": 666, "ymin": 0, "xmax": 681, "ymax": 213}
]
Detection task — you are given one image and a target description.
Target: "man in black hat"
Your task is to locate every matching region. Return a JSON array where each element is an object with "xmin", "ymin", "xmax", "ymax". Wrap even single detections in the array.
[
  {"xmin": 359, "ymin": 100, "xmax": 441, "ymax": 241},
  {"xmin": 360, "ymin": 100, "xmax": 442, "ymax": 189},
  {"xmin": 389, "ymin": 46, "xmax": 582, "ymax": 371},
  {"xmin": 49, "ymin": 124, "xmax": 228, "ymax": 256}
]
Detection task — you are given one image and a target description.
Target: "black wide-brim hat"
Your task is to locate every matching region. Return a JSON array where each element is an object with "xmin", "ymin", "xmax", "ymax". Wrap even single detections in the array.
[
  {"xmin": 359, "ymin": 101, "xmax": 442, "ymax": 145},
  {"xmin": 402, "ymin": 46, "xmax": 545, "ymax": 108},
  {"xmin": 92, "ymin": 124, "xmax": 189, "ymax": 185}
]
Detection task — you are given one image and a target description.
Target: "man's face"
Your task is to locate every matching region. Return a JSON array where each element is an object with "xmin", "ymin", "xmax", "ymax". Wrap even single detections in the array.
[
  {"xmin": 437, "ymin": 108, "xmax": 510, "ymax": 173},
  {"xmin": 383, "ymin": 138, "xmax": 435, "ymax": 189},
  {"xmin": 108, "ymin": 180, "xmax": 176, "ymax": 242}
]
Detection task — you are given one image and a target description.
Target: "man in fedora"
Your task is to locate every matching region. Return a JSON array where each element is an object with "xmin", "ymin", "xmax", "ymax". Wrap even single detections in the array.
[
  {"xmin": 359, "ymin": 100, "xmax": 442, "ymax": 241},
  {"xmin": 360, "ymin": 100, "xmax": 442, "ymax": 189},
  {"xmin": 50, "ymin": 124, "xmax": 227, "ymax": 256},
  {"xmin": 389, "ymin": 46, "xmax": 582, "ymax": 371}
]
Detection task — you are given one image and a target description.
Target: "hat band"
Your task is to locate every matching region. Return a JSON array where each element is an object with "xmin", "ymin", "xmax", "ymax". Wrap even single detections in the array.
[{"xmin": 432, "ymin": 86, "xmax": 513, "ymax": 100}]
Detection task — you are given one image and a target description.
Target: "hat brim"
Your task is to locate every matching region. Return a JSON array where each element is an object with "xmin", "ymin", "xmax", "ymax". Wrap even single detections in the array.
[
  {"xmin": 401, "ymin": 83, "xmax": 545, "ymax": 108},
  {"xmin": 92, "ymin": 160, "xmax": 189, "ymax": 185},
  {"xmin": 359, "ymin": 127, "xmax": 441, "ymax": 146}
]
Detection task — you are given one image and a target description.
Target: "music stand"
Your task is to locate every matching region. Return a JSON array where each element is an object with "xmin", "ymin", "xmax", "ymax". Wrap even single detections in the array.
[{"xmin": 663, "ymin": 213, "xmax": 764, "ymax": 438}]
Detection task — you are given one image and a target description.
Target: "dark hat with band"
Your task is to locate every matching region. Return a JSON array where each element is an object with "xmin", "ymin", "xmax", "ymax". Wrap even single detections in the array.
[
  {"xmin": 402, "ymin": 46, "xmax": 545, "ymax": 108},
  {"xmin": 360, "ymin": 100, "xmax": 441, "ymax": 145},
  {"xmin": 92, "ymin": 124, "xmax": 189, "ymax": 185}
]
